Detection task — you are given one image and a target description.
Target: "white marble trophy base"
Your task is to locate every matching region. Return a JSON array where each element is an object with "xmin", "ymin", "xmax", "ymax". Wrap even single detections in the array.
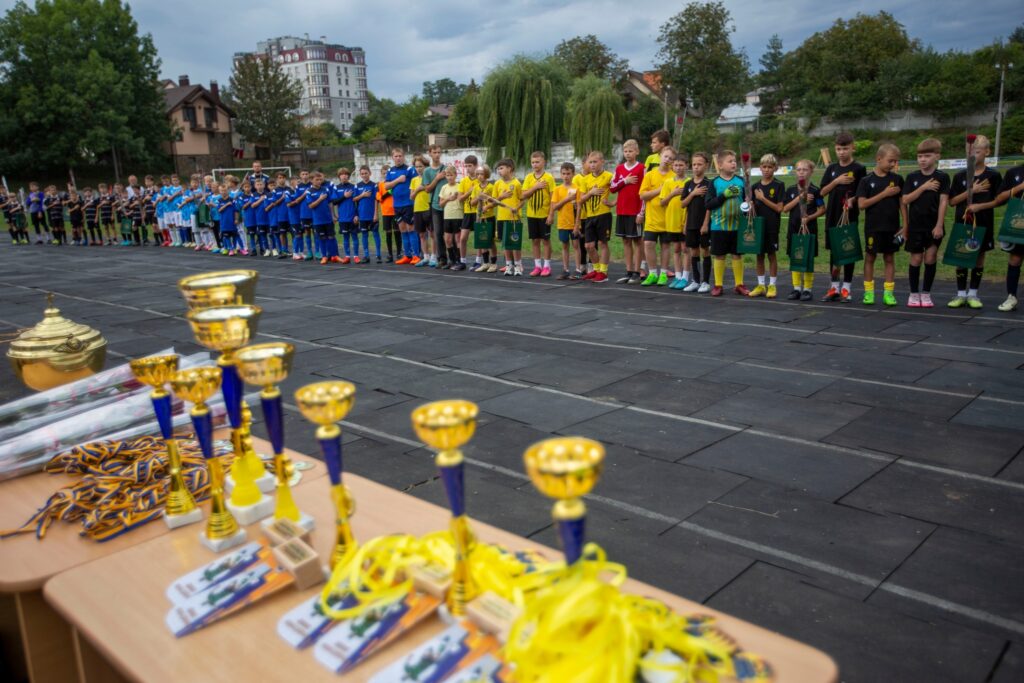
[
  {"xmin": 226, "ymin": 495, "xmax": 275, "ymax": 525},
  {"xmin": 163, "ymin": 507, "xmax": 204, "ymax": 529},
  {"xmin": 198, "ymin": 527, "xmax": 248, "ymax": 553},
  {"xmin": 260, "ymin": 511, "xmax": 316, "ymax": 533},
  {"xmin": 225, "ymin": 471, "xmax": 276, "ymax": 494}
]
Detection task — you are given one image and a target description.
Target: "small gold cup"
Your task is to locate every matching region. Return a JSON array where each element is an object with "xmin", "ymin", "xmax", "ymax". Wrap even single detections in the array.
[
  {"xmin": 169, "ymin": 366, "xmax": 241, "ymax": 541},
  {"xmin": 295, "ymin": 381, "xmax": 357, "ymax": 568},
  {"xmin": 130, "ymin": 354, "xmax": 198, "ymax": 520},
  {"xmin": 178, "ymin": 270, "xmax": 257, "ymax": 311},
  {"xmin": 411, "ymin": 399, "xmax": 479, "ymax": 616}
]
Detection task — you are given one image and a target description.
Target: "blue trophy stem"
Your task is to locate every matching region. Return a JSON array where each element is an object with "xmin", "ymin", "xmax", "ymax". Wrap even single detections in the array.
[
  {"xmin": 150, "ymin": 392, "xmax": 174, "ymax": 441},
  {"xmin": 319, "ymin": 436, "xmax": 343, "ymax": 486},
  {"xmin": 558, "ymin": 517, "xmax": 586, "ymax": 565},
  {"xmin": 190, "ymin": 409, "xmax": 214, "ymax": 460},
  {"xmin": 219, "ymin": 361, "xmax": 243, "ymax": 428},
  {"xmin": 438, "ymin": 462, "xmax": 466, "ymax": 518},
  {"xmin": 260, "ymin": 392, "xmax": 284, "ymax": 455}
]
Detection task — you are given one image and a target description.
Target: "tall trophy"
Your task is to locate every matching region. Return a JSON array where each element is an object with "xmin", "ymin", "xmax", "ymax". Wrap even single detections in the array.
[
  {"xmin": 411, "ymin": 400, "xmax": 479, "ymax": 617},
  {"xmin": 295, "ymin": 380, "xmax": 357, "ymax": 568},
  {"xmin": 129, "ymin": 354, "xmax": 203, "ymax": 528},
  {"xmin": 523, "ymin": 437, "xmax": 605, "ymax": 565},
  {"xmin": 170, "ymin": 366, "xmax": 247, "ymax": 552},
  {"xmin": 184, "ymin": 302, "xmax": 274, "ymax": 524},
  {"xmin": 235, "ymin": 341, "xmax": 314, "ymax": 531}
]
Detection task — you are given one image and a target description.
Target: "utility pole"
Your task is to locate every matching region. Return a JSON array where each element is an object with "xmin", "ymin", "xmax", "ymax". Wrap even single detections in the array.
[{"xmin": 994, "ymin": 59, "xmax": 1012, "ymax": 164}]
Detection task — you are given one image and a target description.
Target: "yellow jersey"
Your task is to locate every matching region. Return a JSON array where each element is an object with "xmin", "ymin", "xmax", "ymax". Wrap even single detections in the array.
[
  {"xmin": 492, "ymin": 177, "xmax": 521, "ymax": 222},
  {"xmin": 640, "ymin": 167, "xmax": 669, "ymax": 232},
  {"xmin": 521, "ymin": 171, "xmax": 556, "ymax": 219},
  {"xmin": 411, "ymin": 176, "xmax": 431, "ymax": 213},
  {"xmin": 550, "ymin": 184, "xmax": 576, "ymax": 230},
  {"xmin": 579, "ymin": 171, "xmax": 612, "ymax": 219},
  {"xmin": 660, "ymin": 175, "xmax": 690, "ymax": 233},
  {"xmin": 644, "ymin": 152, "xmax": 661, "ymax": 172},
  {"xmin": 458, "ymin": 176, "xmax": 477, "ymax": 214}
]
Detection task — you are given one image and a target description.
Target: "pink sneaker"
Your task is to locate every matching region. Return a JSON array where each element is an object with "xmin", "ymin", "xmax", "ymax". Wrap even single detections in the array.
[
  {"xmin": 907, "ymin": 293, "xmax": 922, "ymax": 307},
  {"xmin": 920, "ymin": 293, "xmax": 934, "ymax": 308},
  {"xmin": 540, "ymin": 266, "xmax": 552, "ymax": 277},
  {"xmin": 529, "ymin": 266, "xmax": 542, "ymax": 277},
  {"xmin": 292, "ymin": 253, "xmax": 302, "ymax": 260},
  {"xmin": 240, "ymin": 249, "xmax": 249, "ymax": 256}
]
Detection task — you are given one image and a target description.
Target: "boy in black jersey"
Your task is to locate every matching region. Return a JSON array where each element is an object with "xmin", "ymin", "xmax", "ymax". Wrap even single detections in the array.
[
  {"xmin": 0, "ymin": 188, "xmax": 28, "ymax": 244},
  {"xmin": 820, "ymin": 132, "xmax": 867, "ymax": 302},
  {"xmin": 901, "ymin": 138, "xmax": 950, "ymax": 308},
  {"xmin": 856, "ymin": 144, "xmax": 907, "ymax": 306},
  {"xmin": 679, "ymin": 151, "xmax": 712, "ymax": 292},
  {"xmin": 97, "ymin": 183, "xmax": 114, "ymax": 245},
  {"xmin": 43, "ymin": 185, "xmax": 65, "ymax": 245},
  {"xmin": 83, "ymin": 188, "xmax": 101, "ymax": 245},
  {"xmin": 995, "ymin": 149, "xmax": 1024, "ymax": 312},
  {"xmin": 948, "ymin": 135, "xmax": 1002, "ymax": 309},
  {"xmin": 783, "ymin": 160, "xmax": 825, "ymax": 300},
  {"xmin": 66, "ymin": 188, "xmax": 84, "ymax": 245},
  {"xmin": 749, "ymin": 153, "xmax": 785, "ymax": 298}
]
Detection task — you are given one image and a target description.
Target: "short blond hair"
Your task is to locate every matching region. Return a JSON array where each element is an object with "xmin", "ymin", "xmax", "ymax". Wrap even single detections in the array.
[
  {"xmin": 795, "ymin": 159, "xmax": 816, "ymax": 171},
  {"xmin": 759, "ymin": 153, "xmax": 778, "ymax": 168},
  {"xmin": 876, "ymin": 143, "xmax": 900, "ymax": 159},
  {"xmin": 622, "ymin": 139, "xmax": 639, "ymax": 151},
  {"xmin": 973, "ymin": 135, "xmax": 991, "ymax": 150},
  {"xmin": 717, "ymin": 149, "xmax": 736, "ymax": 162}
]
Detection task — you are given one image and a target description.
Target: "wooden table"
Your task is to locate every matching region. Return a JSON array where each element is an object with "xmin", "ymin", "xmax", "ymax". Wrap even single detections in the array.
[
  {"xmin": 45, "ymin": 464, "xmax": 838, "ymax": 682},
  {"xmin": 0, "ymin": 438, "xmax": 322, "ymax": 683}
]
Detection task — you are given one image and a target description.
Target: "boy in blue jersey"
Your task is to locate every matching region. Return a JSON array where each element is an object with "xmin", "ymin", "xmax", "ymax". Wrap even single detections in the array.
[
  {"xmin": 332, "ymin": 168, "xmax": 358, "ymax": 263},
  {"xmin": 155, "ymin": 176, "xmax": 170, "ymax": 246},
  {"xmin": 167, "ymin": 174, "xmax": 185, "ymax": 246},
  {"xmin": 286, "ymin": 176, "xmax": 305, "ymax": 260},
  {"xmin": 307, "ymin": 171, "xmax": 340, "ymax": 264},
  {"xmin": 262, "ymin": 177, "xmax": 282, "ymax": 257},
  {"xmin": 703, "ymin": 150, "xmax": 749, "ymax": 297},
  {"xmin": 272, "ymin": 172, "xmax": 291, "ymax": 259},
  {"xmin": 354, "ymin": 165, "xmax": 379, "ymax": 263},
  {"xmin": 240, "ymin": 180, "xmax": 258, "ymax": 257},
  {"xmin": 252, "ymin": 179, "xmax": 270, "ymax": 256},
  {"xmin": 213, "ymin": 185, "xmax": 241, "ymax": 255},
  {"xmin": 383, "ymin": 147, "xmax": 419, "ymax": 263},
  {"xmin": 296, "ymin": 169, "xmax": 315, "ymax": 260}
]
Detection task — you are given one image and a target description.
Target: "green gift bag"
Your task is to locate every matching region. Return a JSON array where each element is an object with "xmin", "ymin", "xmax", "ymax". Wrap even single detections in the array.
[
  {"xmin": 997, "ymin": 197, "xmax": 1024, "ymax": 246},
  {"xmin": 828, "ymin": 223, "xmax": 863, "ymax": 265},
  {"xmin": 501, "ymin": 220, "xmax": 522, "ymax": 250},
  {"xmin": 788, "ymin": 232, "xmax": 815, "ymax": 273},
  {"xmin": 943, "ymin": 222, "xmax": 988, "ymax": 268},
  {"xmin": 473, "ymin": 221, "xmax": 494, "ymax": 249},
  {"xmin": 736, "ymin": 217, "xmax": 764, "ymax": 255}
]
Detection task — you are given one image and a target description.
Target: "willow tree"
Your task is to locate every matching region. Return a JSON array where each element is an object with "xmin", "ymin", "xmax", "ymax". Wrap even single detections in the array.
[
  {"xmin": 478, "ymin": 56, "xmax": 570, "ymax": 166},
  {"xmin": 567, "ymin": 75, "xmax": 626, "ymax": 158}
]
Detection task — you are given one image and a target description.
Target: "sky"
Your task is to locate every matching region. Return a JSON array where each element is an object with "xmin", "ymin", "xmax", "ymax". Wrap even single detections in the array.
[{"xmin": 5, "ymin": 0, "xmax": 1020, "ymax": 100}]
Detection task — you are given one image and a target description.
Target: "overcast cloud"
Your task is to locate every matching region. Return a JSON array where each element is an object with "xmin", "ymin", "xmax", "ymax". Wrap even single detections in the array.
[{"xmin": 3, "ymin": 1, "xmax": 1019, "ymax": 99}]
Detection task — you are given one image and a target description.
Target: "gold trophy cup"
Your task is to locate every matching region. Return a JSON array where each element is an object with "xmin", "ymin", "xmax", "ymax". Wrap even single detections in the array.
[
  {"xmin": 295, "ymin": 381, "xmax": 357, "ymax": 568},
  {"xmin": 170, "ymin": 366, "xmax": 248, "ymax": 551},
  {"xmin": 179, "ymin": 270, "xmax": 258, "ymax": 311},
  {"xmin": 130, "ymin": 354, "xmax": 203, "ymax": 529},
  {"xmin": 411, "ymin": 399, "xmax": 479, "ymax": 617},
  {"xmin": 236, "ymin": 342, "xmax": 314, "ymax": 531}
]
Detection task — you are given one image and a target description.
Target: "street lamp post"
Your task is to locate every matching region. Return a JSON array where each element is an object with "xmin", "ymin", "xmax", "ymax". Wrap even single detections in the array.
[{"xmin": 994, "ymin": 60, "xmax": 1012, "ymax": 163}]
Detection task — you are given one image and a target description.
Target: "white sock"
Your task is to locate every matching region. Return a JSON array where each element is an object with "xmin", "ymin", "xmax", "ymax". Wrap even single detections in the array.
[
  {"xmin": 842, "ymin": 282, "xmax": 852, "ymax": 291},
  {"xmin": 769, "ymin": 276, "xmax": 777, "ymax": 285},
  {"xmin": 682, "ymin": 270, "xmax": 691, "ymax": 281},
  {"xmin": 957, "ymin": 289, "xmax": 967, "ymax": 297},
  {"xmin": 831, "ymin": 280, "xmax": 840, "ymax": 291},
  {"xmin": 640, "ymin": 260, "xmax": 648, "ymax": 271},
  {"xmin": 757, "ymin": 275, "xmax": 766, "ymax": 286},
  {"xmin": 968, "ymin": 288, "xmax": 978, "ymax": 297},
  {"xmin": 587, "ymin": 264, "xmax": 594, "ymax": 273},
  {"xmin": 544, "ymin": 259, "xmax": 551, "ymax": 268}
]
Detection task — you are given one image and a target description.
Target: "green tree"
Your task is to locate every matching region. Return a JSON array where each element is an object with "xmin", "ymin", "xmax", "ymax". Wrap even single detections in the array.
[
  {"xmin": 625, "ymin": 96, "xmax": 665, "ymax": 141},
  {"xmin": 656, "ymin": 1, "xmax": 750, "ymax": 119},
  {"xmin": 421, "ymin": 78, "xmax": 466, "ymax": 105},
  {"xmin": 350, "ymin": 92, "xmax": 399, "ymax": 142},
  {"xmin": 0, "ymin": 0, "xmax": 169, "ymax": 177},
  {"xmin": 478, "ymin": 56, "xmax": 570, "ymax": 165},
  {"xmin": 566, "ymin": 75, "xmax": 626, "ymax": 157},
  {"xmin": 447, "ymin": 80, "xmax": 482, "ymax": 145},
  {"xmin": 552, "ymin": 35, "xmax": 629, "ymax": 84},
  {"xmin": 226, "ymin": 56, "xmax": 302, "ymax": 160},
  {"xmin": 382, "ymin": 97, "xmax": 429, "ymax": 148},
  {"xmin": 1009, "ymin": 24, "xmax": 1024, "ymax": 44},
  {"xmin": 299, "ymin": 122, "xmax": 345, "ymax": 148},
  {"xmin": 756, "ymin": 34, "xmax": 785, "ymax": 115}
]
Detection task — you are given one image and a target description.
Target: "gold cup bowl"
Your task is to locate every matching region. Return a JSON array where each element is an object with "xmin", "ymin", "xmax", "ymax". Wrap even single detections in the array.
[
  {"xmin": 294, "ymin": 381, "xmax": 356, "ymax": 430},
  {"xmin": 235, "ymin": 342, "xmax": 295, "ymax": 390},
  {"xmin": 8, "ymin": 295, "xmax": 107, "ymax": 391},
  {"xmin": 168, "ymin": 366, "xmax": 222, "ymax": 405},
  {"xmin": 129, "ymin": 354, "xmax": 180, "ymax": 391},
  {"xmin": 185, "ymin": 305, "xmax": 262, "ymax": 354},
  {"xmin": 523, "ymin": 437, "xmax": 605, "ymax": 503},
  {"xmin": 410, "ymin": 400, "xmax": 479, "ymax": 452},
  {"xmin": 178, "ymin": 270, "xmax": 257, "ymax": 311}
]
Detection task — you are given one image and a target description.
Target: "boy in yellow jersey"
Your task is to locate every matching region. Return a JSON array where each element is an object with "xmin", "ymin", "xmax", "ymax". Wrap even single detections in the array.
[
  {"xmin": 659, "ymin": 153, "xmax": 691, "ymax": 289},
  {"xmin": 454, "ymin": 155, "xmax": 479, "ymax": 270},
  {"xmin": 473, "ymin": 165, "xmax": 498, "ymax": 272},
  {"xmin": 640, "ymin": 147, "xmax": 675, "ymax": 286},
  {"xmin": 521, "ymin": 151, "xmax": 557, "ymax": 277},
  {"xmin": 409, "ymin": 156, "xmax": 434, "ymax": 267},
  {"xmin": 490, "ymin": 158, "xmax": 523, "ymax": 276},
  {"xmin": 549, "ymin": 162, "xmax": 580, "ymax": 279},
  {"xmin": 579, "ymin": 151, "xmax": 613, "ymax": 282},
  {"xmin": 641, "ymin": 129, "xmax": 671, "ymax": 276}
]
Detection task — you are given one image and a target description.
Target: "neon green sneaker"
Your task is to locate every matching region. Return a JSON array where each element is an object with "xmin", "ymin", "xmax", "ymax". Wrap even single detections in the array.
[
  {"xmin": 656, "ymin": 272, "xmax": 669, "ymax": 286},
  {"xmin": 967, "ymin": 296, "xmax": 983, "ymax": 309},
  {"xmin": 641, "ymin": 273, "xmax": 658, "ymax": 286},
  {"xmin": 947, "ymin": 296, "xmax": 966, "ymax": 308},
  {"xmin": 883, "ymin": 291, "xmax": 897, "ymax": 307},
  {"xmin": 862, "ymin": 291, "xmax": 875, "ymax": 305}
]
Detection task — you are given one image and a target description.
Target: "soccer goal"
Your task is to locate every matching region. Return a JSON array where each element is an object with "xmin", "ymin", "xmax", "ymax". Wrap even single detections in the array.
[{"xmin": 211, "ymin": 166, "xmax": 293, "ymax": 182}]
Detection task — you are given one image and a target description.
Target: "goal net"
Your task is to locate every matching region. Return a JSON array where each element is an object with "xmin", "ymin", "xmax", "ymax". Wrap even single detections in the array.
[{"xmin": 211, "ymin": 166, "xmax": 293, "ymax": 182}]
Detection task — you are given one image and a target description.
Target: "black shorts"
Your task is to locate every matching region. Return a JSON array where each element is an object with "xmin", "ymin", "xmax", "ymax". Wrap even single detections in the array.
[
  {"xmin": 710, "ymin": 231, "xmax": 740, "ymax": 257},
  {"xmin": 382, "ymin": 214, "xmax": 395, "ymax": 232},
  {"xmin": 314, "ymin": 223, "xmax": 333, "ymax": 239},
  {"xmin": 461, "ymin": 214, "xmax": 475, "ymax": 232},
  {"xmin": 145, "ymin": 214, "xmax": 156, "ymax": 226},
  {"xmin": 643, "ymin": 230, "xmax": 672, "ymax": 244},
  {"xmin": 583, "ymin": 213, "xmax": 612, "ymax": 243},
  {"xmin": 133, "ymin": 217, "xmax": 144, "ymax": 228},
  {"xmin": 301, "ymin": 218, "xmax": 313, "ymax": 230},
  {"xmin": 70, "ymin": 217, "xmax": 83, "ymax": 228},
  {"xmin": 978, "ymin": 224, "xmax": 996, "ymax": 253},
  {"xmin": 865, "ymin": 230, "xmax": 899, "ymax": 255},
  {"xmin": 616, "ymin": 214, "xmax": 641, "ymax": 239},
  {"xmin": 905, "ymin": 229, "xmax": 943, "ymax": 253},
  {"xmin": 392, "ymin": 205, "xmax": 413, "ymax": 225},
  {"xmin": 527, "ymin": 216, "xmax": 551, "ymax": 240},
  {"xmin": 761, "ymin": 226, "xmax": 780, "ymax": 255},
  {"xmin": 443, "ymin": 218, "xmax": 462, "ymax": 235},
  {"xmin": 338, "ymin": 221, "xmax": 356, "ymax": 234},
  {"xmin": 684, "ymin": 229, "xmax": 710, "ymax": 250},
  {"xmin": 414, "ymin": 210, "xmax": 431, "ymax": 233}
]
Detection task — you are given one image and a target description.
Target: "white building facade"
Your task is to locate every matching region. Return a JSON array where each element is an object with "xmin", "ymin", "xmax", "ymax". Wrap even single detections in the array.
[{"xmin": 236, "ymin": 35, "xmax": 369, "ymax": 133}]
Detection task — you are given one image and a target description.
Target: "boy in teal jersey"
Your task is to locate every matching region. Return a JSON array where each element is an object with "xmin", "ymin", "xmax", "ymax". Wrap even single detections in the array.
[{"xmin": 703, "ymin": 150, "xmax": 749, "ymax": 296}]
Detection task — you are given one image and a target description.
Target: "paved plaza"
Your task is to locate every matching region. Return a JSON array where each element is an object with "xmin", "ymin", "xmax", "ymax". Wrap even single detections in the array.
[{"xmin": 1, "ymin": 247, "xmax": 1022, "ymax": 682}]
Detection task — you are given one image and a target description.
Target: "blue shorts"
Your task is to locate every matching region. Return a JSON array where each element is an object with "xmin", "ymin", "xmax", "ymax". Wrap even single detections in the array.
[
  {"xmin": 393, "ymin": 205, "xmax": 414, "ymax": 225},
  {"xmin": 557, "ymin": 228, "xmax": 573, "ymax": 244}
]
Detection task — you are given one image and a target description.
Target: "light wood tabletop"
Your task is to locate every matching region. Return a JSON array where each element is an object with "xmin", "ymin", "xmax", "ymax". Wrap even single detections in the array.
[{"xmin": 45, "ymin": 461, "xmax": 839, "ymax": 683}]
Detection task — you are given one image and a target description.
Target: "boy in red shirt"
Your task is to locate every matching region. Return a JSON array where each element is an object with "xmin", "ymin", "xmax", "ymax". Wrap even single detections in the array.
[{"xmin": 610, "ymin": 139, "xmax": 645, "ymax": 284}]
